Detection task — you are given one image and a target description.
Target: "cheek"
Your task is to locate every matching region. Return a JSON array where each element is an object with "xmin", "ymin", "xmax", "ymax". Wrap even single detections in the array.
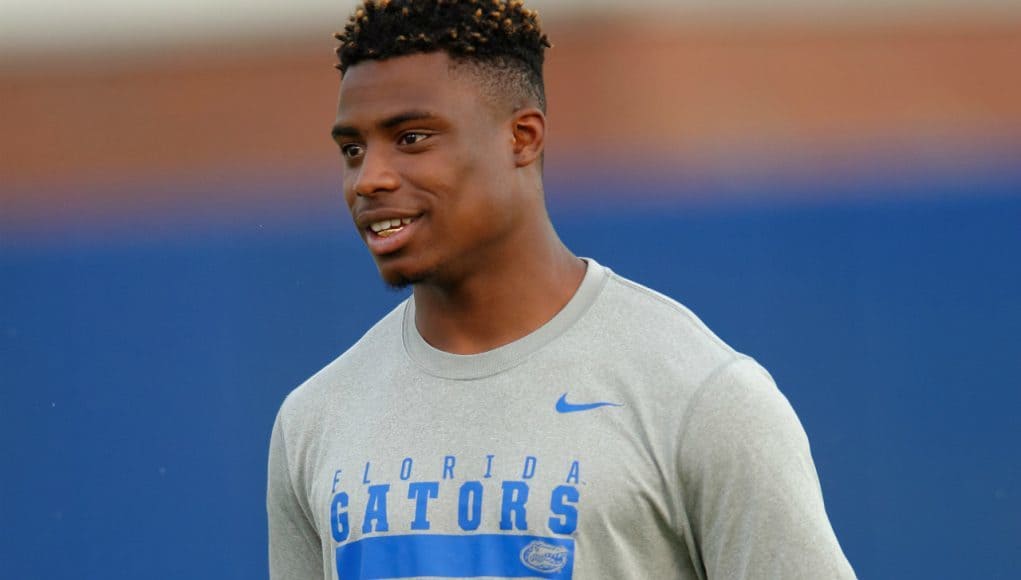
[
  {"xmin": 404, "ymin": 153, "xmax": 468, "ymax": 208},
  {"xmin": 408, "ymin": 133, "xmax": 510, "ymax": 221},
  {"xmin": 342, "ymin": 173, "xmax": 359, "ymax": 210},
  {"xmin": 451, "ymin": 142, "xmax": 506, "ymax": 197}
]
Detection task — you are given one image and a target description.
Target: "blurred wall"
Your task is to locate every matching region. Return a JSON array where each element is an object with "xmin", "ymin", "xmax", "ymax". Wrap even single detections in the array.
[
  {"xmin": 2, "ymin": 3, "xmax": 1019, "ymax": 579},
  {"xmin": 4, "ymin": 14, "xmax": 1021, "ymax": 219}
]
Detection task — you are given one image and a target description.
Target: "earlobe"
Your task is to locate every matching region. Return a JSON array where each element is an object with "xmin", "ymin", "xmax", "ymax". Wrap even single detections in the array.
[{"xmin": 511, "ymin": 108, "xmax": 546, "ymax": 168}]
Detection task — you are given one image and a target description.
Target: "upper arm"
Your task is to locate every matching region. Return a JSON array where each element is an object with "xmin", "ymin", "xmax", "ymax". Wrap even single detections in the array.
[
  {"xmin": 267, "ymin": 412, "xmax": 325, "ymax": 580},
  {"xmin": 678, "ymin": 358, "xmax": 856, "ymax": 579}
]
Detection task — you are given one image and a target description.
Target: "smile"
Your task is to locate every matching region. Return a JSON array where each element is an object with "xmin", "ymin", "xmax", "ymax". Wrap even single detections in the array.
[{"xmin": 369, "ymin": 217, "xmax": 416, "ymax": 238}]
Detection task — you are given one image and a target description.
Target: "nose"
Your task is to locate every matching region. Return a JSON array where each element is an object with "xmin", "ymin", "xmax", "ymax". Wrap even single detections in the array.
[{"xmin": 352, "ymin": 147, "xmax": 400, "ymax": 198}]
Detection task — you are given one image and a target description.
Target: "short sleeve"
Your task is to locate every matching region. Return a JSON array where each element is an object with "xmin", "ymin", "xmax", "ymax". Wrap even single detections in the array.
[
  {"xmin": 678, "ymin": 357, "xmax": 856, "ymax": 579},
  {"xmin": 268, "ymin": 411, "xmax": 325, "ymax": 580}
]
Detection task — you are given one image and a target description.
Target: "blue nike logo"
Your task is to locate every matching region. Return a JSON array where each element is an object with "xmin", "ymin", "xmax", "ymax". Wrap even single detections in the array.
[{"xmin": 555, "ymin": 393, "xmax": 623, "ymax": 414}]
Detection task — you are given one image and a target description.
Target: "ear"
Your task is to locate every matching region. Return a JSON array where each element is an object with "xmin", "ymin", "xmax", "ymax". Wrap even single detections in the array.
[{"xmin": 510, "ymin": 108, "xmax": 546, "ymax": 168}]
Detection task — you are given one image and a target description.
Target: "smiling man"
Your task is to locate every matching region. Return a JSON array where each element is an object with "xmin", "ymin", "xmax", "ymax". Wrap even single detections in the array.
[{"xmin": 267, "ymin": 1, "xmax": 855, "ymax": 579}]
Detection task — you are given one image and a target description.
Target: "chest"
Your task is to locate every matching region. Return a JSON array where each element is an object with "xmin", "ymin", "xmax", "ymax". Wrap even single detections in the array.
[{"xmin": 304, "ymin": 372, "xmax": 688, "ymax": 578}]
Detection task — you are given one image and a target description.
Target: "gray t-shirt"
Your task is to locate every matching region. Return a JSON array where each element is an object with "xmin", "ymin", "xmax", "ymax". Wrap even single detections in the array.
[{"xmin": 268, "ymin": 259, "xmax": 856, "ymax": 579}]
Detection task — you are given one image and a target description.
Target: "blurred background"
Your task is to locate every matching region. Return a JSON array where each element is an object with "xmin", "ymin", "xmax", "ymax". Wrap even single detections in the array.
[{"xmin": 2, "ymin": 0, "xmax": 1019, "ymax": 577}]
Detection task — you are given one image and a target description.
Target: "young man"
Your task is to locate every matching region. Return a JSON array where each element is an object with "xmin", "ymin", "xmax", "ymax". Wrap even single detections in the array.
[{"xmin": 268, "ymin": 1, "xmax": 856, "ymax": 578}]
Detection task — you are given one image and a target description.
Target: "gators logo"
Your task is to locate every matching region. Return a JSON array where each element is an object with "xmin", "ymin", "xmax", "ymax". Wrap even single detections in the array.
[{"xmin": 520, "ymin": 540, "xmax": 568, "ymax": 573}]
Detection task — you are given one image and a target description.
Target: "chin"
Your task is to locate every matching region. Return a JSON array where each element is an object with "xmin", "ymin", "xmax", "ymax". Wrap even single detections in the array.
[
  {"xmin": 382, "ymin": 273, "xmax": 416, "ymax": 290},
  {"xmin": 377, "ymin": 259, "xmax": 432, "ymax": 289}
]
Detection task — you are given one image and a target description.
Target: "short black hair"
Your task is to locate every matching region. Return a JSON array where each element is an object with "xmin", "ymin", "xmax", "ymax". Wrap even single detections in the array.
[{"xmin": 334, "ymin": 0, "xmax": 552, "ymax": 111}]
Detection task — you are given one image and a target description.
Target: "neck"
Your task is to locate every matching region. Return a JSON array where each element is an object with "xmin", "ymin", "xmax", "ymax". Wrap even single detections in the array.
[{"xmin": 412, "ymin": 218, "xmax": 586, "ymax": 355}]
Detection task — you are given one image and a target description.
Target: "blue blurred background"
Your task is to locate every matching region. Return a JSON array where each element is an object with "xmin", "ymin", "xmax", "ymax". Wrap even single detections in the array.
[{"xmin": 2, "ymin": 1, "xmax": 1020, "ymax": 578}]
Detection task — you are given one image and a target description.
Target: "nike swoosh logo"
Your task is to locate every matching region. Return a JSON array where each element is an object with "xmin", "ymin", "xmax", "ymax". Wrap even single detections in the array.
[{"xmin": 556, "ymin": 393, "xmax": 623, "ymax": 414}]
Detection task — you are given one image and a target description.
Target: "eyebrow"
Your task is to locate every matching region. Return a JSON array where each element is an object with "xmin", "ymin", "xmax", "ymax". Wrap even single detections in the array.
[{"xmin": 331, "ymin": 110, "xmax": 439, "ymax": 140}]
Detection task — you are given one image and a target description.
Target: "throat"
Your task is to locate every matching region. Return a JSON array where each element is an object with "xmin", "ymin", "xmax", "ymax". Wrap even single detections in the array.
[{"xmin": 412, "ymin": 255, "xmax": 587, "ymax": 355}]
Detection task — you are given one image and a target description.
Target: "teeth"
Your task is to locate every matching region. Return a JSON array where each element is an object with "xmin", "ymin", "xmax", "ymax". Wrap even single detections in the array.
[{"xmin": 369, "ymin": 217, "xmax": 416, "ymax": 235}]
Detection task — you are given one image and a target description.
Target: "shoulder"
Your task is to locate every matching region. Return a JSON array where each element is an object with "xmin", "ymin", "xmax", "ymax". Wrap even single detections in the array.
[
  {"xmin": 593, "ymin": 269, "xmax": 795, "ymax": 449},
  {"xmin": 606, "ymin": 269, "xmax": 732, "ymax": 348},
  {"xmin": 575, "ymin": 263, "xmax": 741, "ymax": 387},
  {"xmin": 274, "ymin": 299, "xmax": 408, "ymax": 434}
]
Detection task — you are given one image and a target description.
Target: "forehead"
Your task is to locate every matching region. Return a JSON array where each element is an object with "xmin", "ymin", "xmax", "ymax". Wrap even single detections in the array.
[{"xmin": 337, "ymin": 52, "xmax": 482, "ymax": 124}]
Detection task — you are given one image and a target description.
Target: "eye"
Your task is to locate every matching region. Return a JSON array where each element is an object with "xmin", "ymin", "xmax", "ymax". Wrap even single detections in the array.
[
  {"xmin": 340, "ymin": 143, "xmax": 365, "ymax": 160},
  {"xmin": 398, "ymin": 132, "xmax": 430, "ymax": 146}
]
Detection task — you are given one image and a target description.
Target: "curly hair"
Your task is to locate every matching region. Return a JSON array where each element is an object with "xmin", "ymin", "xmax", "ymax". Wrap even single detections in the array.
[{"xmin": 334, "ymin": 0, "xmax": 552, "ymax": 111}]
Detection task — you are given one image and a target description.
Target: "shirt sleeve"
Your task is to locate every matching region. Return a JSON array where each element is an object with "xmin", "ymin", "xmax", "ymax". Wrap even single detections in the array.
[
  {"xmin": 678, "ymin": 357, "xmax": 856, "ymax": 579},
  {"xmin": 268, "ymin": 410, "xmax": 325, "ymax": 580}
]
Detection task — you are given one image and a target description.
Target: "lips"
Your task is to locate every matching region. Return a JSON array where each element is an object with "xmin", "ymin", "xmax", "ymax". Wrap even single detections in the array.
[
  {"xmin": 359, "ymin": 212, "xmax": 422, "ymax": 255},
  {"xmin": 369, "ymin": 217, "xmax": 416, "ymax": 238}
]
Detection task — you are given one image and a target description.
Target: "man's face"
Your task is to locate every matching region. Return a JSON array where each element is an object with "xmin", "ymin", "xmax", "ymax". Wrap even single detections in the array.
[{"xmin": 333, "ymin": 52, "xmax": 522, "ymax": 287}]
